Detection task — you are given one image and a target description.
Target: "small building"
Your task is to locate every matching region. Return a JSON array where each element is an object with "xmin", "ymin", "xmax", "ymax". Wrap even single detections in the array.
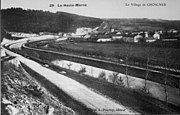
[
  {"xmin": 96, "ymin": 34, "xmax": 112, "ymax": 42},
  {"xmin": 153, "ymin": 32, "xmax": 160, "ymax": 39},
  {"xmin": 112, "ymin": 35, "xmax": 123, "ymax": 40},
  {"xmin": 97, "ymin": 38, "xmax": 112, "ymax": 42},
  {"xmin": 84, "ymin": 34, "xmax": 91, "ymax": 39},
  {"xmin": 122, "ymin": 34, "xmax": 143, "ymax": 43},
  {"xmin": 145, "ymin": 32, "xmax": 149, "ymax": 38},
  {"xmin": 134, "ymin": 34, "xmax": 143, "ymax": 43},
  {"xmin": 116, "ymin": 32, "xmax": 122, "ymax": 35},
  {"xmin": 146, "ymin": 37, "xmax": 156, "ymax": 43},
  {"xmin": 168, "ymin": 29, "xmax": 178, "ymax": 34}
]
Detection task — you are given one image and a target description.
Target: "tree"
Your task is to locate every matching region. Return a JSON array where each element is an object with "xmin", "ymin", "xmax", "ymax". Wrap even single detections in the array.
[
  {"xmin": 143, "ymin": 45, "xmax": 153, "ymax": 95},
  {"xmin": 143, "ymin": 56, "xmax": 150, "ymax": 94},
  {"xmin": 124, "ymin": 44, "xmax": 132, "ymax": 87},
  {"xmin": 163, "ymin": 51, "xmax": 169, "ymax": 106},
  {"xmin": 109, "ymin": 72, "xmax": 124, "ymax": 86}
]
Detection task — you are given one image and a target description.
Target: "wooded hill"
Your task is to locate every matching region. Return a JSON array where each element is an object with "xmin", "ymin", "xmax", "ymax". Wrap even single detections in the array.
[
  {"xmin": 1, "ymin": 8, "xmax": 102, "ymax": 33},
  {"xmin": 98, "ymin": 18, "xmax": 180, "ymax": 32},
  {"xmin": 2, "ymin": 8, "xmax": 180, "ymax": 34}
]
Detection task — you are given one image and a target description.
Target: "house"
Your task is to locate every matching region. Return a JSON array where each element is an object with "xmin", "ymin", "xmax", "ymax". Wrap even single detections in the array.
[
  {"xmin": 146, "ymin": 37, "xmax": 156, "ymax": 42},
  {"xmin": 112, "ymin": 35, "xmax": 123, "ymax": 40},
  {"xmin": 84, "ymin": 34, "xmax": 91, "ymax": 39},
  {"xmin": 116, "ymin": 32, "xmax": 122, "ymax": 35},
  {"xmin": 153, "ymin": 32, "xmax": 160, "ymax": 39},
  {"xmin": 134, "ymin": 34, "xmax": 143, "ymax": 42},
  {"xmin": 122, "ymin": 34, "xmax": 143, "ymax": 43},
  {"xmin": 145, "ymin": 32, "xmax": 149, "ymax": 37},
  {"xmin": 76, "ymin": 27, "xmax": 93, "ymax": 35},
  {"xmin": 97, "ymin": 35, "xmax": 112, "ymax": 42},
  {"xmin": 97, "ymin": 38, "xmax": 112, "ymax": 42},
  {"xmin": 168, "ymin": 29, "xmax": 178, "ymax": 34},
  {"xmin": 110, "ymin": 28, "xmax": 115, "ymax": 33}
]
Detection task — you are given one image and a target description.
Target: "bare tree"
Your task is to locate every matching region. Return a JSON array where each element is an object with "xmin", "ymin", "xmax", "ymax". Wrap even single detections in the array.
[
  {"xmin": 144, "ymin": 56, "xmax": 150, "ymax": 94},
  {"xmin": 125, "ymin": 52, "xmax": 129, "ymax": 87},
  {"xmin": 179, "ymin": 77, "xmax": 180, "ymax": 97},
  {"xmin": 143, "ymin": 46, "xmax": 152, "ymax": 95},
  {"xmin": 163, "ymin": 51, "xmax": 169, "ymax": 106},
  {"xmin": 124, "ymin": 44, "xmax": 132, "ymax": 87}
]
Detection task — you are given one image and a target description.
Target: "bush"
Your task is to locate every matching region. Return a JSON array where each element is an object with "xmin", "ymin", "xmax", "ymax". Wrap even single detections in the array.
[
  {"xmin": 78, "ymin": 66, "xmax": 86, "ymax": 74},
  {"xmin": 109, "ymin": 72, "xmax": 124, "ymax": 86},
  {"xmin": 98, "ymin": 71, "xmax": 106, "ymax": 81}
]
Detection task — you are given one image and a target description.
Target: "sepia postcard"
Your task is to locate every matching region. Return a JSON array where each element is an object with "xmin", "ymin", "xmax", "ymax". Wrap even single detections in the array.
[{"xmin": 1, "ymin": 0, "xmax": 180, "ymax": 114}]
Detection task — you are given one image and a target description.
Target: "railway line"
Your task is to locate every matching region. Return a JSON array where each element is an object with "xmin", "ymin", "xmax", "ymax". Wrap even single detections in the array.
[
  {"xmin": 2, "ymin": 36, "xmax": 180, "ymax": 114},
  {"xmin": 3, "ymin": 37, "xmax": 140, "ymax": 115},
  {"xmin": 20, "ymin": 42, "xmax": 180, "ymax": 88}
]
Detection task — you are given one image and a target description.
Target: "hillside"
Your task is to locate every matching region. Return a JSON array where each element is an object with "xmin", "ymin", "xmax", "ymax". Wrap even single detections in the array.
[
  {"xmin": 1, "ymin": 8, "xmax": 180, "ymax": 34},
  {"xmin": 1, "ymin": 8, "xmax": 102, "ymax": 33},
  {"xmin": 98, "ymin": 18, "xmax": 180, "ymax": 32}
]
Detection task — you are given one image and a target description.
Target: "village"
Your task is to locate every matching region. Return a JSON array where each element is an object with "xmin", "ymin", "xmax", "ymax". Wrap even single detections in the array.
[
  {"xmin": 4, "ymin": 26, "xmax": 180, "ymax": 45},
  {"xmin": 56, "ymin": 27, "xmax": 180, "ymax": 43}
]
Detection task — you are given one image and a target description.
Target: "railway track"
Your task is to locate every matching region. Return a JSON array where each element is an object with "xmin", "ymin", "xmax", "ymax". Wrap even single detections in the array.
[{"xmin": 21, "ymin": 43, "xmax": 180, "ymax": 88}]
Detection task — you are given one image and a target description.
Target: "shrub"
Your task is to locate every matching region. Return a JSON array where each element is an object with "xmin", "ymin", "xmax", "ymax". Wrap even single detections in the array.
[
  {"xmin": 78, "ymin": 66, "xmax": 86, "ymax": 74},
  {"xmin": 98, "ymin": 71, "xmax": 106, "ymax": 81},
  {"xmin": 109, "ymin": 72, "xmax": 124, "ymax": 86}
]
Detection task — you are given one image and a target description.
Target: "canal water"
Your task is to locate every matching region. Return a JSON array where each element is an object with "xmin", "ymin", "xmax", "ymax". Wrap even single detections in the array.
[{"xmin": 52, "ymin": 59, "xmax": 180, "ymax": 106}]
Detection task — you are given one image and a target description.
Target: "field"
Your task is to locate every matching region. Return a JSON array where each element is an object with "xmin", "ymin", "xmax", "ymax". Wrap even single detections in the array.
[
  {"xmin": 30, "ymin": 40, "xmax": 180, "ymax": 70},
  {"xmin": 98, "ymin": 19, "xmax": 180, "ymax": 32}
]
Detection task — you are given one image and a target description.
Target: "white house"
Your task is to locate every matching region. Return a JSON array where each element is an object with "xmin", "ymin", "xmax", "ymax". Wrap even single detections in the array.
[
  {"xmin": 168, "ymin": 29, "xmax": 178, "ymax": 34},
  {"xmin": 116, "ymin": 32, "xmax": 122, "ymax": 35},
  {"xmin": 134, "ymin": 34, "xmax": 143, "ymax": 42},
  {"xmin": 145, "ymin": 32, "xmax": 148, "ymax": 38},
  {"xmin": 84, "ymin": 34, "xmax": 91, "ymax": 39},
  {"xmin": 97, "ymin": 38, "xmax": 112, "ymax": 42},
  {"xmin": 112, "ymin": 35, "xmax": 123, "ymax": 40},
  {"xmin": 153, "ymin": 32, "xmax": 160, "ymax": 39},
  {"xmin": 76, "ymin": 27, "xmax": 93, "ymax": 35}
]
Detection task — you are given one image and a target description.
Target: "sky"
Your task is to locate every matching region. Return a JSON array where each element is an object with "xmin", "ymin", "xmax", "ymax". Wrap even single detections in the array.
[{"xmin": 1, "ymin": 0, "xmax": 180, "ymax": 20}]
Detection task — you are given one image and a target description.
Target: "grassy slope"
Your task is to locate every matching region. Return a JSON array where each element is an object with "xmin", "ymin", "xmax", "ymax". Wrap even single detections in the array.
[
  {"xmin": 1, "ymin": 62, "xmax": 75, "ymax": 115},
  {"xmin": 21, "ymin": 62, "xmax": 97, "ymax": 115}
]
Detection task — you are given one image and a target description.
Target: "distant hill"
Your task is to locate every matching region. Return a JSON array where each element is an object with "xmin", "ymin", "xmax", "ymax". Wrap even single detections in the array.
[
  {"xmin": 98, "ymin": 18, "xmax": 180, "ymax": 33},
  {"xmin": 1, "ymin": 8, "xmax": 102, "ymax": 33},
  {"xmin": 2, "ymin": 8, "xmax": 180, "ymax": 34}
]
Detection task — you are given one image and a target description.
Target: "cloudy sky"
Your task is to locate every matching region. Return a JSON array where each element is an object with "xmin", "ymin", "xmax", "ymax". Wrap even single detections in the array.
[{"xmin": 1, "ymin": 0, "xmax": 180, "ymax": 20}]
